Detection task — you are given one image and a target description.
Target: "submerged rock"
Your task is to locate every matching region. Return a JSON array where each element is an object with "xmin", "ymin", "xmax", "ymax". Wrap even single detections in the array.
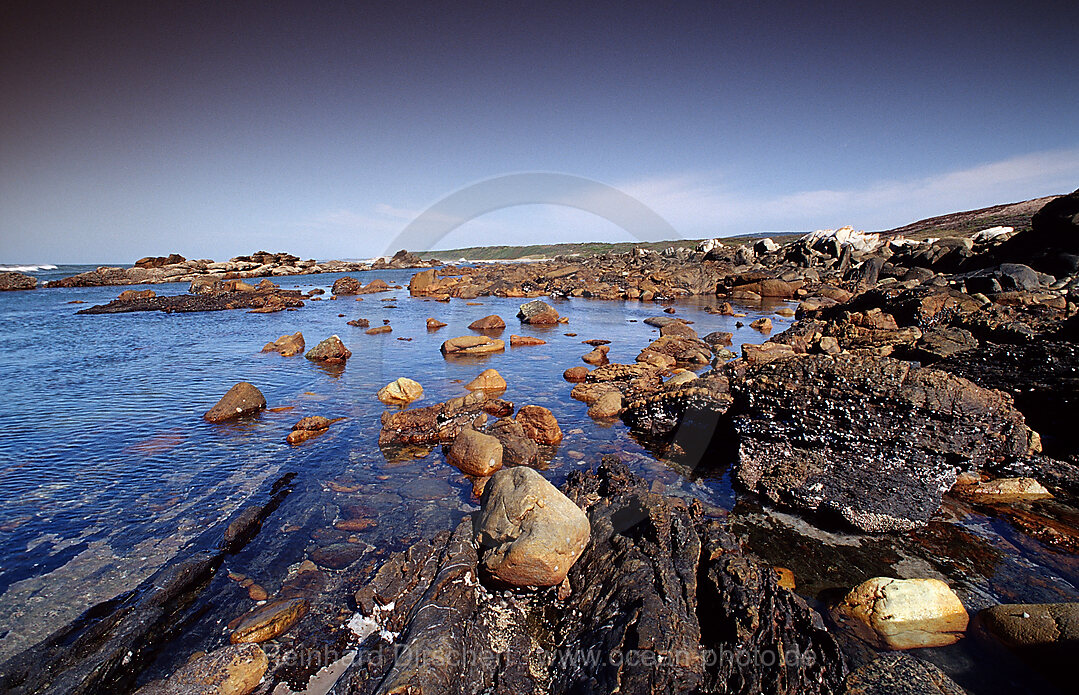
[
  {"xmin": 833, "ymin": 577, "xmax": 968, "ymax": 650},
  {"xmin": 475, "ymin": 467, "xmax": 590, "ymax": 587},
  {"xmin": 134, "ymin": 644, "xmax": 267, "ymax": 695},
  {"xmin": 203, "ymin": 382, "xmax": 266, "ymax": 423},
  {"xmin": 229, "ymin": 598, "xmax": 309, "ymax": 644}
]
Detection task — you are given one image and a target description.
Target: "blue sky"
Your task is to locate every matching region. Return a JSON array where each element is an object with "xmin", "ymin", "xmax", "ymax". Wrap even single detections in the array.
[{"xmin": 2, "ymin": 1, "xmax": 1077, "ymax": 263}]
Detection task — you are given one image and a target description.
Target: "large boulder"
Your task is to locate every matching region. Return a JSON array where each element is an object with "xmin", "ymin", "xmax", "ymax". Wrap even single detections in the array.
[
  {"xmin": 464, "ymin": 368, "xmax": 506, "ymax": 391},
  {"xmin": 728, "ymin": 355, "xmax": 1035, "ymax": 531},
  {"xmin": 833, "ymin": 577, "xmax": 968, "ymax": 650},
  {"xmin": 474, "ymin": 467, "xmax": 589, "ymax": 586},
  {"xmin": 305, "ymin": 335, "xmax": 351, "ymax": 363},
  {"xmin": 447, "ymin": 428, "xmax": 503, "ymax": 477},
  {"xmin": 203, "ymin": 382, "xmax": 266, "ymax": 422},
  {"xmin": 987, "ymin": 188, "xmax": 1079, "ymax": 275},
  {"xmin": 134, "ymin": 644, "xmax": 267, "ymax": 695},
  {"xmin": 517, "ymin": 299, "xmax": 561, "ymax": 324},
  {"xmin": 0, "ymin": 272, "xmax": 37, "ymax": 290}
]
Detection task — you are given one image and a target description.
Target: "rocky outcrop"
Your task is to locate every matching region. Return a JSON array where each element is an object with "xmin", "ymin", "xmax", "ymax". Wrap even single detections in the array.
[
  {"xmin": 335, "ymin": 462, "xmax": 847, "ymax": 695},
  {"xmin": 203, "ymin": 382, "xmax": 267, "ymax": 423},
  {"xmin": 77, "ymin": 287, "xmax": 306, "ymax": 314},
  {"xmin": 0, "ymin": 272, "xmax": 37, "ymax": 290}
]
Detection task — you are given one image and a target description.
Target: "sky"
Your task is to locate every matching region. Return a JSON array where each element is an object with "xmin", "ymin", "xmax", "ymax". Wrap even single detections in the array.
[{"xmin": 1, "ymin": 0, "xmax": 1078, "ymax": 264}]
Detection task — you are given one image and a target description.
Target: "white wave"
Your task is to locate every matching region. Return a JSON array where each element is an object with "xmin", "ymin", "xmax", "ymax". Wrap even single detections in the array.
[{"xmin": 0, "ymin": 264, "xmax": 58, "ymax": 272}]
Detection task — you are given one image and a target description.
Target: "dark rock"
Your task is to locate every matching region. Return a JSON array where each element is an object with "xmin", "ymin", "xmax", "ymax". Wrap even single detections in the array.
[
  {"xmin": 305, "ymin": 335, "xmax": 351, "ymax": 362},
  {"xmin": 331, "ymin": 276, "xmax": 363, "ymax": 295},
  {"xmin": 0, "ymin": 272, "xmax": 37, "ymax": 290},
  {"xmin": 77, "ymin": 288, "xmax": 305, "ymax": 314},
  {"xmin": 203, "ymin": 382, "xmax": 267, "ymax": 423},
  {"xmin": 843, "ymin": 653, "xmax": 967, "ymax": 695},
  {"xmin": 133, "ymin": 254, "xmax": 185, "ymax": 269}
]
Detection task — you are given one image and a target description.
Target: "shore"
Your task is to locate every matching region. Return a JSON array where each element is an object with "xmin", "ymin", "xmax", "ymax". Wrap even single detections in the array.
[{"xmin": 1, "ymin": 189, "xmax": 1076, "ymax": 695}]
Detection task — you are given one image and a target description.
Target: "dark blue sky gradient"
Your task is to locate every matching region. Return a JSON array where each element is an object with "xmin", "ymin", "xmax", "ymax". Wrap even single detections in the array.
[{"xmin": 2, "ymin": 1, "xmax": 1077, "ymax": 262}]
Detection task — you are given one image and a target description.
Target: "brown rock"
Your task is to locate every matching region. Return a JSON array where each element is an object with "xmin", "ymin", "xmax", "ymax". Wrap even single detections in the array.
[
  {"xmin": 118, "ymin": 289, "xmax": 155, "ymax": 301},
  {"xmin": 0, "ymin": 272, "xmax": 36, "ymax": 291},
  {"xmin": 517, "ymin": 300, "xmax": 561, "ymax": 324},
  {"xmin": 136, "ymin": 644, "xmax": 267, "ymax": 695},
  {"xmin": 582, "ymin": 345, "xmax": 610, "ymax": 365},
  {"xmin": 833, "ymin": 577, "xmax": 968, "ymax": 650},
  {"xmin": 587, "ymin": 390, "xmax": 623, "ymax": 419},
  {"xmin": 305, "ymin": 335, "xmax": 351, "ymax": 362},
  {"xmin": 378, "ymin": 377, "xmax": 424, "ymax": 405},
  {"xmin": 465, "ymin": 368, "xmax": 507, "ymax": 391},
  {"xmin": 426, "ymin": 318, "xmax": 447, "ymax": 330},
  {"xmin": 441, "ymin": 335, "xmax": 505, "ymax": 355},
  {"xmin": 468, "ymin": 315, "xmax": 506, "ymax": 330},
  {"xmin": 516, "ymin": 405, "xmax": 563, "ymax": 444},
  {"xmin": 204, "ymin": 383, "xmax": 267, "ymax": 423},
  {"xmin": 447, "ymin": 428, "xmax": 504, "ymax": 477},
  {"xmin": 261, "ymin": 331, "xmax": 304, "ymax": 356},
  {"xmin": 366, "ymin": 325, "xmax": 392, "ymax": 335},
  {"xmin": 563, "ymin": 366, "xmax": 590, "ymax": 383},
  {"xmin": 750, "ymin": 317, "xmax": 773, "ymax": 332},
  {"xmin": 509, "ymin": 334, "xmax": 546, "ymax": 346},
  {"xmin": 230, "ymin": 598, "xmax": 309, "ymax": 644}
]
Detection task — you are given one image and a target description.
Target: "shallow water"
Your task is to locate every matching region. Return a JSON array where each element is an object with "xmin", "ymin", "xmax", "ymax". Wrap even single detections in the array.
[{"xmin": 0, "ymin": 269, "xmax": 1075, "ymax": 694}]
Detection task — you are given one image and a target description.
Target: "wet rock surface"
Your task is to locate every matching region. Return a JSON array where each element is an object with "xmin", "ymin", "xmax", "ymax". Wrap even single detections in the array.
[{"xmin": 0, "ymin": 272, "xmax": 38, "ymax": 290}]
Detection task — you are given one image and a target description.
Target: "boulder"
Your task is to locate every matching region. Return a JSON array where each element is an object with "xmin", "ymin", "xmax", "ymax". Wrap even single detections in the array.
[
  {"xmin": 517, "ymin": 299, "xmax": 561, "ymax": 324},
  {"xmin": 331, "ymin": 276, "xmax": 363, "ymax": 295},
  {"xmin": 834, "ymin": 577, "xmax": 968, "ymax": 650},
  {"xmin": 485, "ymin": 418, "xmax": 540, "ymax": 467},
  {"xmin": 978, "ymin": 602, "xmax": 1079, "ymax": 648},
  {"xmin": 582, "ymin": 345, "xmax": 610, "ymax": 365},
  {"xmin": 464, "ymin": 368, "xmax": 507, "ymax": 391},
  {"xmin": 750, "ymin": 317, "xmax": 773, "ymax": 332},
  {"xmin": 426, "ymin": 318, "xmax": 447, "ymax": 330},
  {"xmin": 515, "ymin": 405, "xmax": 563, "ymax": 444},
  {"xmin": 203, "ymin": 382, "xmax": 266, "ymax": 422},
  {"xmin": 356, "ymin": 278, "xmax": 390, "ymax": 294},
  {"xmin": 441, "ymin": 335, "xmax": 505, "ymax": 355},
  {"xmin": 447, "ymin": 428, "xmax": 504, "ymax": 477},
  {"xmin": 0, "ymin": 272, "xmax": 37, "ymax": 291},
  {"xmin": 409, "ymin": 269, "xmax": 437, "ymax": 295},
  {"xmin": 365, "ymin": 325, "xmax": 392, "ymax": 335},
  {"xmin": 468, "ymin": 314, "xmax": 506, "ymax": 330},
  {"xmin": 563, "ymin": 366, "xmax": 590, "ymax": 382},
  {"xmin": 377, "ymin": 377, "xmax": 424, "ymax": 405},
  {"xmin": 134, "ymin": 644, "xmax": 267, "ymax": 695},
  {"xmin": 229, "ymin": 598, "xmax": 309, "ymax": 644},
  {"xmin": 305, "ymin": 335, "xmax": 351, "ymax": 362},
  {"xmin": 286, "ymin": 415, "xmax": 332, "ymax": 445},
  {"xmin": 261, "ymin": 331, "xmax": 304, "ymax": 356},
  {"xmin": 474, "ymin": 467, "xmax": 589, "ymax": 586}
]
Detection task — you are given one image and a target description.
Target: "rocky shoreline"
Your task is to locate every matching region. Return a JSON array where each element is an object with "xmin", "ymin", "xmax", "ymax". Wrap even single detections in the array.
[{"xmin": 2, "ymin": 190, "xmax": 1077, "ymax": 694}]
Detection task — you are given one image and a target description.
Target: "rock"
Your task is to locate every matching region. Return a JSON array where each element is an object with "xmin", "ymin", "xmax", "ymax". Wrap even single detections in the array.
[
  {"xmin": 203, "ymin": 382, "xmax": 267, "ymax": 423},
  {"xmin": 703, "ymin": 330, "xmax": 733, "ymax": 347},
  {"xmin": 409, "ymin": 269, "xmax": 437, "ymax": 295},
  {"xmin": 134, "ymin": 644, "xmax": 267, "ymax": 695},
  {"xmin": 377, "ymin": 377, "xmax": 424, "ymax": 405},
  {"xmin": 118, "ymin": 289, "xmax": 155, "ymax": 301},
  {"xmin": 954, "ymin": 477, "xmax": 1052, "ymax": 502},
  {"xmin": 726, "ymin": 355, "xmax": 1035, "ymax": 531},
  {"xmin": 365, "ymin": 325, "xmax": 392, "ymax": 335},
  {"xmin": 587, "ymin": 390, "xmax": 623, "ymax": 418},
  {"xmin": 133, "ymin": 254, "xmax": 185, "ymax": 269},
  {"xmin": 260, "ymin": 331, "xmax": 304, "ymax": 356},
  {"xmin": 582, "ymin": 345, "xmax": 610, "ymax": 365},
  {"xmin": 665, "ymin": 370, "xmax": 698, "ymax": 386},
  {"xmin": 468, "ymin": 314, "xmax": 505, "ymax": 330},
  {"xmin": 440, "ymin": 335, "xmax": 505, "ymax": 355},
  {"xmin": 517, "ymin": 299, "xmax": 561, "ymax": 324},
  {"xmin": 843, "ymin": 653, "xmax": 968, "ymax": 695},
  {"xmin": 905, "ymin": 327, "xmax": 977, "ymax": 364},
  {"xmin": 447, "ymin": 428, "xmax": 504, "ymax": 477},
  {"xmin": 305, "ymin": 335, "xmax": 351, "ymax": 362},
  {"xmin": 741, "ymin": 341, "xmax": 797, "ymax": 364},
  {"xmin": 347, "ymin": 318, "xmax": 369, "ymax": 328},
  {"xmin": 515, "ymin": 405, "xmax": 563, "ymax": 444},
  {"xmin": 485, "ymin": 418, "xmax": 540, "ymax": 466},
  {"xmin": 750, "ymin": 317, "xmax": 773, "ymax": 332},
  {"xmin": 834, "ymin": 577, "xmax": 968, "ymax": 650},
  {"xmin": 356, "ymin": 278, "xmax": 390, "ymax": 294},
  {"xmin": 426, "ymin": 317, "xmax": 447, "ymax": 330},
  {"xmin": 309, "ymin": 543, "xmax": 366, "ymax": 570},
  {"xmin": 978, "ymin": 602, "xmax": 1079, "ymax": 648},
  {"xmin": 229, "ymin": 598, "xmax": 309, "ymax": 644},
  {"xmin": 509, "ymin": 334, "xmax": 546, "ymax": 346},
  {"xmin": 474, "ymin": 467, "xmax": 589, "ymax": 586},
  {"xmin": 986, "ymin": 188, "xmax": 1079, "ymax": 275},
  {"xmin": 563, "ymin": 366, "xmax": 590, "ymax": 382},
  {"xmin": 286, "ymin": 415, "xmax": 332, "ymax": 444},
  {"xmin": 464, "ymin": 368, "xmax": 506, "ymax": 391},
  {"xmin": 331, "ymin": 276, "xmax": 362, "ymax": 295},
  {"xmin": 997, "ymin": 263, "xmax": 1041, "ymax": 291}
]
